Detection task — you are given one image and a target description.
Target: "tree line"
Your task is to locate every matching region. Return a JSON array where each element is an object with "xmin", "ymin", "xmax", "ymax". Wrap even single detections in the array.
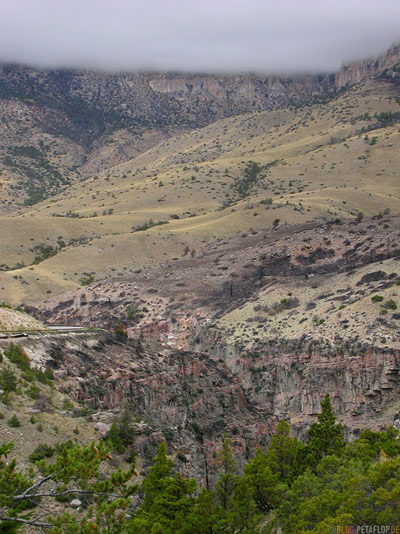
[{"xmin": 1, "ymin": 394, "xmax": 400, "ymax": 533}]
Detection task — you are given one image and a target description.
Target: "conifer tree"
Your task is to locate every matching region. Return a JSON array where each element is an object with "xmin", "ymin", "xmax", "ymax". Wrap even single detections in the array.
[
  {"xmin": 129, "ymin": 442, "xmax": 196, "ymax": 534},
  {"xmin": 0, "ymin": 441, "xmax": 136, "ymax": 533},
  {"xmin": 305, "ymin": 393, "xmax": 344, "ymax": 466},
  {"xmin": 244, "ymin": 448, "xmax": 279, "ymax": 512},
  {"xmin": 214, "ymin": 436, "xmax": 237, "ymax": 511},
  {"xmin": 266, "ymin": 420, "xmax": 302, "ymax": 480}
]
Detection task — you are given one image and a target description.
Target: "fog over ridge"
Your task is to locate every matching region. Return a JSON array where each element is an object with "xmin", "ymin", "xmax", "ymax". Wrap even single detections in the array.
[{"xmin": 1, "ymin": 0, "xmax": 400, "ymax": 74}]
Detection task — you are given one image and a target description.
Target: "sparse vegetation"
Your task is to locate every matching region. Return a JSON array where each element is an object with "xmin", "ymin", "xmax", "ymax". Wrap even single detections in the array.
[
  {"xmin": 385, "ymin": 299, "xmax": 398, "ymax": 310},
  {"xmin": 107, "ymin": 409, "xmax": 136, "ymax": 454},
  {"xmin": 132, "ymin": 219, "xmax": 169, "ymax": 232},
  {"xmin": 79, "ymin": 272, "xmax": 95, "ymax": 286},
  {"xmin": 7, "ymin": 413, "xmax": 21, "ymax": 427},
  {"xmin": 28, "ymin": 443, "xmax": 54, "ymax": 463},
  {"xmin": 0, "ymin": 367, "xmax": 17, "ymax": 393}
]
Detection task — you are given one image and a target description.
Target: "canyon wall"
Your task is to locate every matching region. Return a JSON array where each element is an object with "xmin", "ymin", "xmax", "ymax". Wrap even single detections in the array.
[
  {"xmin": 192, "ymin": 332, "xmax": 400, "ymax": 440},
  {"xmin": 335, "ymin": 43, "xmax": 400, "ymax": 88},
  {"xmin": 0, "ymin": 42, "xmax": 399, "ymax": 147},
  {"xmin": 0, "ymin": 331, "xmax": 266, "ymax": 482},
  {"xmin": 0, "ymin": 65, "xmax": 334, "ymax": 135},
  {"xmin": 33, "ymin": 215, "xmax": 400, "ymax": 443},
  {"xmin": 145, "ymin": 72, "xmax": 334, "ymax": 119}
]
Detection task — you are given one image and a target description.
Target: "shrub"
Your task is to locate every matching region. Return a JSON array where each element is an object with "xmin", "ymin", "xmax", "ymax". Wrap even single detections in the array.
[
  {"xmin": 54, "ymin": 440, "xmax": 74, "ymax": 454},
  {"xmin": 371, "ymin": 295, "xmax": 384, "ymax": 303},
  {"xmin": 4, "ymin": 343, "xmax": 30, "ymax": 371},
  {"xmin": 163, "ymin": 428, "xmax": 174, "ymax": 441},
  {"xmin": 28, "ymin": 384, "xmax": 40, "ymax": 399},
  {"xmin": 0, "ymin": 366, "xmax": 17, "ymax": 392},
  {"xmin": 176, "ymin": 451, "xmax": 188, "ymax": 462},
  {"xmin": 79, "ymin": 272, "xmax": 95, "ymax": 286},
  {"xmin": 8, "ymin": 414, "xmax": 21, "ymax": 427},
  {"xmin": 107, "ymin": 410, "xmax": 135, "ymax": 453},
  {"xmin": 28, "ymin": 443, "xmax": 54, "ymax": 463},
  {"xmin": 132, "ymin": 219, "xmax": 168, "ymax": 232},
  {"xmin": 385, "ymin": 299, "xmax": 398, "ymax": 310},
  {"xmin": 107, "ymin": 423, "xmax": 125, "ymax": 453},
  {"xmin": 260, "ymin": 297, "xmax": 300, "ymax": 316},
  {"xmin": 114, "ymin": 323, "xmax": 128, "ymax": 338},
  {"xmin": 35, "ymin": 366, "xmax": 54, "ymax": 384},
  {"xmin": 62, "ymin": 398, "xmax": 74, "ymax": 410},
  {"xmin": 126, "ymin": 304, "xmax": 140, "ymax": 323}
]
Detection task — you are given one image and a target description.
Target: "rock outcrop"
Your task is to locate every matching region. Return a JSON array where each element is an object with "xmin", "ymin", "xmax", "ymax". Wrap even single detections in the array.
[
  {"xmin": 335, "ymin": 43, "xmax": 400, "ymax": 88},
  {"xmin": 0, "ymin": 330, "xmax": 266, "ymax": 482},
  {"xmin": 33, "ymin": 215, "xmax": 400, "ymax": 446},
  {"xmin": 145, "ymin": 72, "xmax": 334, "ymax": 120},
  {"xmin": 0, "ymin": 65, "xmax": 334, "ymax": 133},
  {"xmin": 193, "ymin": 333, "xmax": 400, "ymax": 440}
]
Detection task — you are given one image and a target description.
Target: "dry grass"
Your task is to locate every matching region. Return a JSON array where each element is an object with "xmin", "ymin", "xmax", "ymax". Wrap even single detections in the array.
[
  {"xmin": 1, "ymin": 78, "xmax": 400, "ymax": 304},
  {"xmin": 0, "ymin": 307, "xmax": 47, "ymax": 332}
]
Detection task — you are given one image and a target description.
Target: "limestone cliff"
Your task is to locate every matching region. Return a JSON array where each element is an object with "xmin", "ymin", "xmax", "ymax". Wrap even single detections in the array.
[
  {"xmin": 145, "ymin": 72, "xmax": 334, "ymax": 120},
  {"xmin": 193, "ymin": 333, "xmax": 400, "ymax": 440},
  {"xmin": 0, "ymin": 65, "xmax": 334, "ymax": 133},
  {"xmin": 335, "ymin": 43, "xmax": 400, "ymax": 88}
]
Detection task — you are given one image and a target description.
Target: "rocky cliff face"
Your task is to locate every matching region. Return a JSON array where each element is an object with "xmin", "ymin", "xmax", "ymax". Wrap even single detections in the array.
[
  {"xmin": 192, "ymin": 333, "xmax": 400, "ymax": 440},
  {"xmin": 2, "ymin": 43, "xmax": 398, "ymax": 135},
  {"xmin": 34, "ymin": 215, "xmax": 400, "ymax": 444},
  {"xmin": 0, "ymin": 65, "xmax": 334, "ymax": 133},
  {"xmin": 145, "ymin": 72, "xmax": 334, "ymax": 120},
  {"xmin": 335, "ymin": 43, "xmax": 400, "ymax": 88},
  {"xmin": 0, "ymin": 330, "xmax": 266, "ymax": 482}
]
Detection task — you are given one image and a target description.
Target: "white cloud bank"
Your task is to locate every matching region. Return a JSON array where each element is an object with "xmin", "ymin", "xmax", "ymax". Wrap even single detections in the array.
[{"xmin": 1, "ymin": 0, "xmax": 400, "ymax": 73}]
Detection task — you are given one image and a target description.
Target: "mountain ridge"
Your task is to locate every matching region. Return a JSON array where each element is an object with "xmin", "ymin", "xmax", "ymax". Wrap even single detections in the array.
[
  {"xmin": 335, "ymin": 42, "xmax": 400, "ymax": 87},
  {"xmin": 1, "ymin": 42, "xmax": 399, "ymax": 214}
]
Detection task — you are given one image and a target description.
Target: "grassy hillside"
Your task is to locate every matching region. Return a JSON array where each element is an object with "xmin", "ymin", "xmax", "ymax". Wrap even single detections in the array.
[
  {"xmin": 1, "ymin": 77, "xmax": 400, "ymax": 304},
  {"xmin": 0, "ymin": 305, "xmax": 47, "ymax": 332}
]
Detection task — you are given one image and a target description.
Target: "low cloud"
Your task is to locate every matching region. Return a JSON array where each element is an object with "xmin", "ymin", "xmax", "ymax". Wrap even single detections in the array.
[{"xmin": 1, "ymin": 0, "xmax": 400, "ymax": 73}]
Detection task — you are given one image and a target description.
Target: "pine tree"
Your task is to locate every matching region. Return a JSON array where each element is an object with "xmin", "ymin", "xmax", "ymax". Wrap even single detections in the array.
[
  {"xmin": 214, "ymin": 436, "xmax": 237, "ymax": 511},
  {"xmin": 0, "ymin": 440, "xmax": 136, "ymax": 533},
  {"xmin": 140, "ymin": 442, "xmax": 174, "ymax": 512},
  {"xmin": 0, "ymin": 367, "xmax": 17, "ymax": 393},
  {"xmin": 129, "ymin": 442, "xmax": 196, "ymax": 534},
  {"xmin": 244, "ymin": 448, "xmax": 279, "ymax": 512},
  {"xmin": 266, "ymin": 420, "xmax": 302, "ymax": 481},
  {"xmin": 305, "ymin": 394, "xmax": 344, "ymax": 465}
]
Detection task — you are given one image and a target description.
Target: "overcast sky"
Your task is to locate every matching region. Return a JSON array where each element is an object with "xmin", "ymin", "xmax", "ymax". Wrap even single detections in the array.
[{"xmin": 1, "ymin": 0, "xmax": 400, "ymax": 74}]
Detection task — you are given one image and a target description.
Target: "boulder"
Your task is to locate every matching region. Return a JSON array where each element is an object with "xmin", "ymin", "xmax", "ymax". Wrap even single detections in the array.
[{"xmin": 94, "ymin": 422, "xmax": 111, "ymax": 438}]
